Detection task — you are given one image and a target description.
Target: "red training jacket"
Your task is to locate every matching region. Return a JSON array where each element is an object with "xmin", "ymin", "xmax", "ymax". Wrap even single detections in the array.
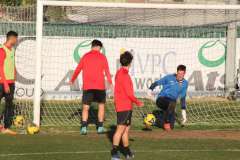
[
  {"xmin": 114, "ymin": 67, "xmax": 141, "ymax": 112},
  {"xmin": 70, "ymin": 50, "xmax": 112, "ymax": 90}
]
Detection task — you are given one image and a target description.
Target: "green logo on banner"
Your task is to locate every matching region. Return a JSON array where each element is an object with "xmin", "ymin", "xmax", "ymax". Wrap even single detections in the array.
[
  {"xmin": 73, "ymin": 40, "xmax": 106, "ymax": 63},
  {"xmin": 198, "ymin": 40, "xmax": 226, "ymax": 68}
]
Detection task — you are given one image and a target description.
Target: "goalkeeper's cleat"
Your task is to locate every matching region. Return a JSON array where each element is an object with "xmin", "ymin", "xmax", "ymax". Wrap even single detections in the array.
[
  {"xmin": 1, "ymin": 128, "xmax": 17, "ymax": 135},
  {"xmin": 163, "ymin": 123, "xmax": 171, "ymax": 131},
  {"xmin": 80, "ymin": 126, "xmax": 87, "ymax": 135},
  {"xmin": 111, "ymin": 150, "xmax": 121, "ymax": 160},
  {"xmin": 97, "ymin": 126, "xmax": 105, "ymax": 134}
]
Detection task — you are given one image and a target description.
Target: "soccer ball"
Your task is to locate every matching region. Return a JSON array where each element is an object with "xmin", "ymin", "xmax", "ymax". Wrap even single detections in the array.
[
  {"xmin": 144, "ymin": 114, "xmax": 156, "ymax": 126},
  {"xmin": 13, "ymin": 115, "xmax": 25, "ymax": 128},
  {"xmin": 27, "ymin": 124, "xmax": 40, "ymax": 135}
]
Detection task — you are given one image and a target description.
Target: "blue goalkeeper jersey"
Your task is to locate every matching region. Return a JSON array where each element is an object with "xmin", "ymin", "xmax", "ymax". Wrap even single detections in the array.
[{"xmin": 149, "ymin": 74, "xmax": 188, "ymax": 109}]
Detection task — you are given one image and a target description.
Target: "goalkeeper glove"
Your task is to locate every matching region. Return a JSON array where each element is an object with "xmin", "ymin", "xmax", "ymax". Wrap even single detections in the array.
[{"xmin": 181, "ymin": 109, "xmax": 187, "ymax": 124}]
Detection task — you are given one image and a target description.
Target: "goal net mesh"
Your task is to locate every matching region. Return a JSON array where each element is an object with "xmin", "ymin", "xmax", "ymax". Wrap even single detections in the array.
[{"xmin": 1, "ymin": 3, "xmax": 240, "ymax": 127}]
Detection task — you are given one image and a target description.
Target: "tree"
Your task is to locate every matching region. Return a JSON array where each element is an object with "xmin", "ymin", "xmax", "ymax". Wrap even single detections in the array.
[
  {"xmin": 0, "ymin": 0, "xmax": 36, "ymax": 6},
  {"xmin": 21, "ymin": 0, "xmax": 36, "ymax": 6},
  {"xmin": 1, "ymin": 0, "xmax": 21, "ymax": 6}
]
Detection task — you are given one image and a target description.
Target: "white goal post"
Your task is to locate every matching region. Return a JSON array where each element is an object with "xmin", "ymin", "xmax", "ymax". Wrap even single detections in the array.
[{"xmin": 33, "ymin": 0, "xmax": 240, "ymax": 127}]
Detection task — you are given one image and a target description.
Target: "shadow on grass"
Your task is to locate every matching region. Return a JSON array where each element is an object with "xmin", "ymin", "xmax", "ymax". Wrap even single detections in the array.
[{"xmin": 106, "ymin": 124, "xmax": 136, "ymax": 155}]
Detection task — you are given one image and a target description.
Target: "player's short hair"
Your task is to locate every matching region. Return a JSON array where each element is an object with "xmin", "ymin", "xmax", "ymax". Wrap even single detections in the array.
[
  {"xmin": 91, "ymin": 39, "xmax": 103, "ymax": 48},
  {"xmin": 177, "ymin": 65, "xmax": 186, "ymax": 72},
  {"xmin": 120, "ymin": 51, "xmax": 133, "ymax": 66},
  {"xmin": 6, "ymin": 31, "xmax": 18, "ymax": 39}
]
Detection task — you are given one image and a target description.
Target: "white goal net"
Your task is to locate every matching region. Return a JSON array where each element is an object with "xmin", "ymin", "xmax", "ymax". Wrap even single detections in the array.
[{"xmin": 1, "ymin": 1, "xmax": 240, "ymax": 127}]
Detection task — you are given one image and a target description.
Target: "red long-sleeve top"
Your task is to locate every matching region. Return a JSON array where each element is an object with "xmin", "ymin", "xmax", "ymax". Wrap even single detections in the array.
[
  {"xmin": 0, "ymin": 47, "xmax": 15, "ymax": 84},
  {"xmin": 114, "ymin": 67, "xmax": 141, "ymax": 112},
  {"xmin": 70, "ymin": 50, "xmax": 112, "ymax": 90}
]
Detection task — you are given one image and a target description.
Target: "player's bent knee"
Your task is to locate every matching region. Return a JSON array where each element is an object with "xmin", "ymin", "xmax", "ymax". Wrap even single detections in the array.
[{"xmin": 116, "ymin": 125, "xmax": 127, "ymax": 133}]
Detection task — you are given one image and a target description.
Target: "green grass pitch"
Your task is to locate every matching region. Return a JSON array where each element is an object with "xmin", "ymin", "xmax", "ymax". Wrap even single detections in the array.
[
  {"xmin": 1, "ymin": 98, "xmax": 240, "ymax": 160},
  {"xmin": 1, "ymin": 129, "xmax": 240, "ymax": 160}
]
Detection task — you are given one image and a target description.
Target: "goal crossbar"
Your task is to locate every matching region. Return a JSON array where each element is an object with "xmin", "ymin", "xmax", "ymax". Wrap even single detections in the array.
[{"xmin": 42, "ymin": 0, "xmax": 240, "ymax": 10}]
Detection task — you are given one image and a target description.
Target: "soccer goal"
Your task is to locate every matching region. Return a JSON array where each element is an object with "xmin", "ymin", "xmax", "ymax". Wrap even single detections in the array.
[{"xmin": 4, "ymin": 0, "xmax": 240, "ymax": 127}]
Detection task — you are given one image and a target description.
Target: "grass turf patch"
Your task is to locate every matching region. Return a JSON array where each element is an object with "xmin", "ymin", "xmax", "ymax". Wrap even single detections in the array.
[{"xmin": 0, "ymin": 133, "xmax": 240, "ymax": 160}]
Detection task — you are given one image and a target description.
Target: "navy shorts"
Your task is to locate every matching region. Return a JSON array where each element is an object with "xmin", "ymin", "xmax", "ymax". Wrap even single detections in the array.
[
  {"xmin": 117, "ymin": 111, "xmax": 132, "ymax": 126},
  {"xmin": 82, "ymin": 90, "xmax": 106, "ymax": 105}
]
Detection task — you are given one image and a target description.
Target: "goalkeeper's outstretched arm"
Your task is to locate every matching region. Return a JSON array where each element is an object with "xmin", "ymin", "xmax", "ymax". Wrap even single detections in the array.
[
  {"xmin": 149, "ymin": 76, "xmax": 167, "ymax": 90},
  {"xmin": 147, "ymin": 76, "xmax": 167, "ymax": 99}
]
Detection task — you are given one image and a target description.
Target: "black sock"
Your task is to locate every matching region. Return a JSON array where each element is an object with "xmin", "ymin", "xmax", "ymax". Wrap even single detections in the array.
[
  {"xmin": 123, "ymin": 146, "xmax": 131, "ymax": 155},
  {"xmin": 98, "ymin": 121, "xmax": 103, "ymax": 128},
  {"xmin": 111, "ymin": 145, "xmax": 119, "ymax": 155},
  {"xmin": 81, "ymin": 121, "xmax": 87, "ymax": 127}
]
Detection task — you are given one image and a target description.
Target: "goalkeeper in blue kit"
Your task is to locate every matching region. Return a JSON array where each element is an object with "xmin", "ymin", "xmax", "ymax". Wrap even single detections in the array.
[{"xmin": 148, "ymin": 65, "xmax": 188, "ymax": 131}]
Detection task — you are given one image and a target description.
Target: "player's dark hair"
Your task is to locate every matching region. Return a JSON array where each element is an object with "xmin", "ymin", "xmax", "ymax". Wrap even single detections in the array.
[
  {"xmin": 6, "ymin": 31, "xmax": 18, "ymax": 39},
  {"xmin": 91, "ymin": 39, "xmax": 103, "ymax": 48},
  {"xmin": 177, "ymin": 64, "xmax": 186, "ymax": 72},
  {"xmin": 120, "ymin": 51, "xmax": 133, "ymax": 66}
]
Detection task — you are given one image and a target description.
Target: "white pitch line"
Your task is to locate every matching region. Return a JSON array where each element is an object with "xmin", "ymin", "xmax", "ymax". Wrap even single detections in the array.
[{"xmin": 1, "ymin": 149, "xmax": 240, "ymax": 157}]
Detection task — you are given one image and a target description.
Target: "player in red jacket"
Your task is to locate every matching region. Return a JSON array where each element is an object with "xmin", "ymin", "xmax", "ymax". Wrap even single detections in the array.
[
  {"xmin": 70, "ymin": 40, "xmax": 112, "ymax": 135},
  {"xmin": 111, "ymin": 51, "xmax": 143, "ymax": 160}
]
